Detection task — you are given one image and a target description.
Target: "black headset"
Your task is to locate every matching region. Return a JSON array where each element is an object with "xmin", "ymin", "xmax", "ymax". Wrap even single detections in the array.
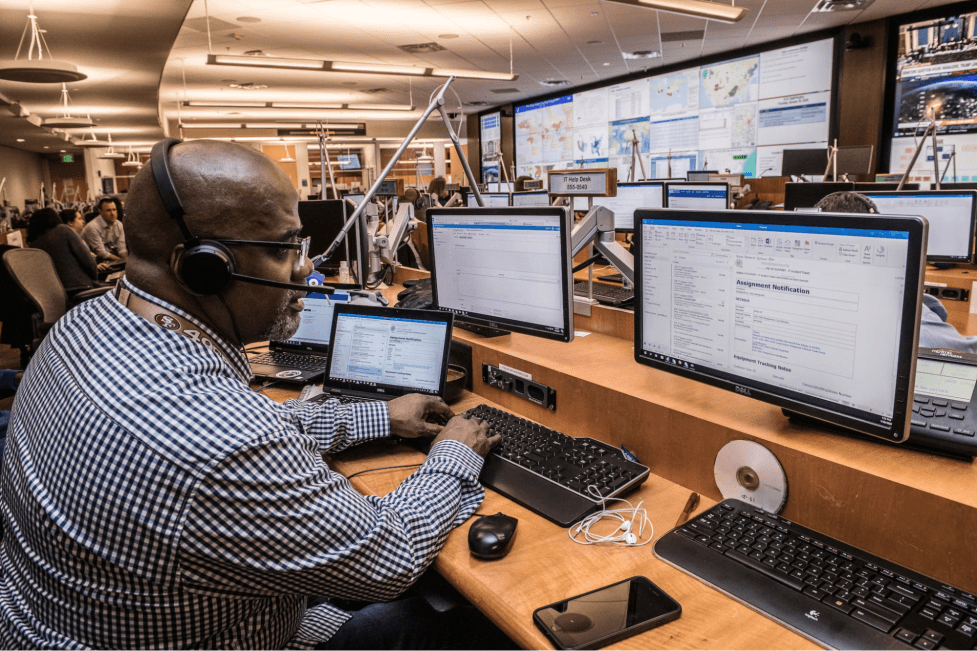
[{"xmin": 150, "ymin": 138, "xmax": 313, "ymax": 296}]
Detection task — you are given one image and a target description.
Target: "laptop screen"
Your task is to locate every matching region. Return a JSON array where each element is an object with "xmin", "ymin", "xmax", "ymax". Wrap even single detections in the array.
[
  {"xmin": 277, "ymin": 292, "xmax": 351, "ymax": 353},
  {"xmin": 326, "ymin": 305, "xmax": 453, "ymax": 396}
]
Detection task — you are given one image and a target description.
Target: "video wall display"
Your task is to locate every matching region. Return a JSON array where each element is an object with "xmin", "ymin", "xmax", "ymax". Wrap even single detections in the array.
[
  {"xmin": 888, "ymin": 11, "xmax": 977, "ymax": 183},
  {"xmin": 480, "ymin": 112, "xmax": 502, "ymax": 183},
  {"xmin": 514, "ymin": 37, "xmax": 834, "ymax": 182}
]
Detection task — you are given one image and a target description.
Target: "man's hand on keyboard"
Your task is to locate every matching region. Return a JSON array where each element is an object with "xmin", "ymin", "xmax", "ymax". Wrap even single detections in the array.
[
  {"xmin": 431, "ymin": 414, "xmax": 502, "ymax": 458},
  {"xmin": 388, "ymin": 394, "xmax": 454, "ymax": 439}
]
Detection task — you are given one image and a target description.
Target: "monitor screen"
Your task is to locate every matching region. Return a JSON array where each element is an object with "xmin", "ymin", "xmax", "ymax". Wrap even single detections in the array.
[
  {"xmin": 512, "ymin": 190, "xmax": 550, "ymax": 207},
  {"xmin": 346, "ymin": 193, "xmax": 365, "ymax": 206},
  {"xmin": 688, "ymin": 171, "xmax": 718, "ymax": 182},
  {"xmin": 853, "ymin": 183, "xmax": 920, "ymax": 191},
  {"xmin": 783, "ymin": 182, "xmax": 854, "ymax": 211},
  {"xmin": 861, "ymin": 191, "xmax": 977, "ymax": 263},
  {"xmin": 480, "ymin": 193, "xmax": 511, "ymax": 207},
  {"xmin": 298, "ymin": 200, "xmax": 354, "ymax": 270},
  {"xmin": 486, "ymin": 182, "xmax": 514, "ymax": 193},
  {"xmin": 336, "ymin": 153, "xmax": 361, "ymax": 170},
  {"xmin": 633, "ymin": 209, "xmax": 926, "ymax": 442},
  {"xmin": 665, "ymin": 183, "xmax": 729, "ymax": 209},
  {"xmin": 782, "ymin": 148, "xmax": 829, "ymax": 177},
  {"xmin": 278, "ymin": 292, "xmax": 352, "ymax": 350},
  {"xmin": 427, "ymin": 207, "xmax": 574, "ymax": 342},
  {"xmin": 834, "ymin": 146, "xmax": 873, "ymax": 175},
  {"xmin": 327, "ymin": 305, "xmax": 451, "ymax": 396},
  {"xmin": 592, "ymin": 182, "xmax": 664, "ymax": 231}
]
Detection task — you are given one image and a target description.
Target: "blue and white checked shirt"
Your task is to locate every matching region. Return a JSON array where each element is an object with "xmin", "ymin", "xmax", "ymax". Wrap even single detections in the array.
[{"xmin": 0, "ymin": 278, "xmax": 485, "ymax": 649}]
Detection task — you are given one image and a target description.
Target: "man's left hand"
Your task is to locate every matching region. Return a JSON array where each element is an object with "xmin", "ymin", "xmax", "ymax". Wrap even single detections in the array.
[{"xmin": 387, "ymin": 394, "xmax": 454, "ymax": 439}]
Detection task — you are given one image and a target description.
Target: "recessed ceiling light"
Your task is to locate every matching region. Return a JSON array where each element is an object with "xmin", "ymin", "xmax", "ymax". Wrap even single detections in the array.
[
  {"xmin": 603, "ymin": 62, "xmax": 610, "ymax": 66},
  {"xmin": 16, "ymin": 138, "xmax": 25, "ymax": 142},
  {"xmin": 464, "ymin": 101, "xmax": 488, "ymax": 106},
  {"xmin": 540, "ymin": 79, "xmax": 570, "ymax": 87},
  {"xmin": 439, "ymin": 34, "xmax": 459, "ymax": 39},
  {"xmin": 587, "ymin": 40, "xmax": 603, "ymax": 45},
  {"xmin": 43, "ymin": 146, "xmax": 49, "ymax": 149},
  {"xmin": 236, "ymin": 16, "xmax": 261, "ymax": 22},
  {"xmin": 60, "ymin": 150, "xmax": 65, "ymax": 153},
  {"xmin": 623, "ymin": 50, "xmax": 661, "ymax": 59}
]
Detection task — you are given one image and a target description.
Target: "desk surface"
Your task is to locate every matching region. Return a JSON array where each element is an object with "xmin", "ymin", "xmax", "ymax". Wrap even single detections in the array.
[{"xmin": 262, "ymin": 385, "xmax": 817, "ymax": 650}]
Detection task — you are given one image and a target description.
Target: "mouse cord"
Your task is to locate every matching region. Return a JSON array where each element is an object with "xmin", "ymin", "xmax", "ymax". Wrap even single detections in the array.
[
  {"xmin": 568, "ymin": 486, "xmax": 654, "ymax": 547},
  {"xmin": 345, "ymin": 463, "xmax": 422, "ymax": 480}
]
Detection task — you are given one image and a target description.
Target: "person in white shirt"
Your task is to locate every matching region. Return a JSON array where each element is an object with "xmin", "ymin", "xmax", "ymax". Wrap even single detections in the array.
[{"xmin": 81, "ymin": 197, "xmax": 128, "ymax": 262}]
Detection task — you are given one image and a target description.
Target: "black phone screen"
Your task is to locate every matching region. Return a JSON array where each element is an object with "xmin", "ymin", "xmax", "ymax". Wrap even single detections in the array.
[{"xmin": 533, "ymin": 576, "xmax": 681, "ymax": 650}]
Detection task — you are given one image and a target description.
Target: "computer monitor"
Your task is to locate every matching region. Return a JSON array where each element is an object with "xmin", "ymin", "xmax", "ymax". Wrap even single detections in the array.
[
  {"xmin": 346, "ymin": 193, "xmax": 366, "ymax": 206},
  {"xmin": 633, "ymin": 208, "xmax": 927, "ymax": 442},
  {"xmin": 486, "ymin": 182, "xmax": 514, "ymax": 193},
  {"xmin": 298, "ymin": 200, "xmax": 356, "ymax": 272},
  {"xmin": 783, "ymin": 182, "xmax": 854, "ymax": 211},
  {"xmin": 834, "ymin": 146, "xmax": 874, "ymax": 176},
  {"xmin": 687, "ymin": 170, "xmax": 718, "ymax": 182},
  {"xmin": 592, "ymin": 182, "xmax": 664, "ymax": 231},
  {"xmin": 941, "ymin": 182, "xmax": 977, "ymax": 191},
  {"xmin": 426, "ymin": 207, "xmax": 574, "ymax": 342},
  {"xmin": 336, "ymin": 153, "xmax": 362, "ymax": 170},
  {"xmin": 479, "ymin": 193, "xmax": 511, "ymax": 207},
  {"xmin": 512, "ymin": 190, "xmax": 550, "ymax": 207},
  {"xmin": 664, "ymin": 182, "xmax": 729, "ymax": 210},
  {"xmin": 861, "ymin": 190, "xmax": 977, "ymax": 264},
  {"xmin": 782, "ymin": 149, "xmax": 829, "ymax": 177},
  {"xmin": 853, "ymin": 183, "xmax": 920, "ymax": 191}
]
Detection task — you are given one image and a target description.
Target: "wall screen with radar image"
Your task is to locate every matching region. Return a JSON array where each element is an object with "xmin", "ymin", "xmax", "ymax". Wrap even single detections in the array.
[
  {"xmin": 512, "ymin": 36, "xmax": 835, "ymax": 183},
  {"xmin": 426, "ymin": 207, "xmax": 574, "ymax": 342},
  {"xmin": 633, "ymin": 209, "xmax": 927, "ymax": 442}
]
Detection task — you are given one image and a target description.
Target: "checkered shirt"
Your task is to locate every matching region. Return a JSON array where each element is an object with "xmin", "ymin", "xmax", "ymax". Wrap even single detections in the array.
[{"xmin": 0, "ymin": 278, "xmax": 485, "ymax": 649}]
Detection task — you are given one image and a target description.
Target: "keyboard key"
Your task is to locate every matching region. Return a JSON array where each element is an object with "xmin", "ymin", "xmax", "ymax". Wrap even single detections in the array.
[
  {"xmin": 923, "ymin": 629, "xmax": 944, "ymax": 644},
  {"xmin": 724, "ymin": 549, "xmax": 805, "ymax": 591},
  {"xmin": 913, "ymin": 638, "xmax": 936, "ymax": 649},
  {"xmin": 895, "ymin": 628, "xmax": 918, "ymax": 644},
  {"xmin": 822, "ymin": 596, "xmax": 854, "ymax": 615},
  {"xmin": 957, "ymin": 622, "xmax": 976, "ymax": 637},
  {"xmin": 851, "ymin": 608, "xmax": 894, "ymax": 633},
  {"xmin": 937, "ymin": 613, "xmax": 959, "ymax": 627},
  {"xmin": 850, "ymin": 597, "xmax": 900, "ymax": 623}
]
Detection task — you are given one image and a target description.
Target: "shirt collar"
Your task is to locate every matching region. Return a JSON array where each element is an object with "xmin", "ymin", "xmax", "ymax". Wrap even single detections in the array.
[{"xmin": 117, "ymin": 277, "xmax": 253, "ymax": 382}]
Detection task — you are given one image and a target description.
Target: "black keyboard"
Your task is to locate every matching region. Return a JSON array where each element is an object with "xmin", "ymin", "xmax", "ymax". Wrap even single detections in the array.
[
  {"xmin": 249, "ymin": 351, "xmax": 328, "ymax": 372},
  {"xmin": 464, "ymin": 404, "xmax": 650, "ymax": 527},
  {"xmin": 656, "ymin": 499, "xmax": 977, "ymax": 650},
  {"xmin": 573, "ymin": 281, "xmax": 634, "ymax": 306}
]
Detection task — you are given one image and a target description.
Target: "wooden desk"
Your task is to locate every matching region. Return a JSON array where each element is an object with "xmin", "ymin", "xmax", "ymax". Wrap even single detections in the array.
[{"xmin": 261, "ymin": 385, "xmax": 816, "ymax": 649}]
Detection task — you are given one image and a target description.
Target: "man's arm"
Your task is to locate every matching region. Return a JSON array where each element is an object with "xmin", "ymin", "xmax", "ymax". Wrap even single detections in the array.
[
  {"xmin": 114, "ymin": 222, "xmax": 128, "ymax": 259},
  {"xmin": 81, "ymin": 222, "xmax": 111, "ymax": 262},
  {"xmin": 67, "ymin": 228, "xmax": 98, "ymax": 279}
]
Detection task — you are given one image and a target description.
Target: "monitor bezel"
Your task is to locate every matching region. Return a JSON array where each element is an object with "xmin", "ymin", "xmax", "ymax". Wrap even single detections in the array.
[
  {"xmin": 325, "ymin": 303, "xmax": 454, "ymax": 398},
  {"xmin": 632, "ymin": 207, "xmax": 926, "ymax": 443},
  {"xmin": 859, "ymin": 190, "xmax": 977, "ymax": 264},
  {"xmin": 783, "ymin": 182, "xmax": 854, "ymax": 212},
  {"xmin": 593, "ymin": 181, "xmax": 665, "ymax": 233},
  {"xmin": 663, "ymin": 181, "xmax": 730, "ymax": 209},
  {"xmin": 426, "ymin": 206, "xmax": 575, "ymax": 343}
]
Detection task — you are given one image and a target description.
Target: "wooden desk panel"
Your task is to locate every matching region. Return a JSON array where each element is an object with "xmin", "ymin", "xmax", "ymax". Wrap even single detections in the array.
[{"xmin": 321, "ymin": 393, "xmax": 816, "ymax": 650}]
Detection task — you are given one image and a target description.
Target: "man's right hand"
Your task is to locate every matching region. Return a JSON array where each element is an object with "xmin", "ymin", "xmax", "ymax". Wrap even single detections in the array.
[
  {"xmin": 97, "ymin": 262, "xmax": 111, "ymax": 271},
  {"xmin": 431, "ymin": 414, "xmax": 502, "ymax": 458}
]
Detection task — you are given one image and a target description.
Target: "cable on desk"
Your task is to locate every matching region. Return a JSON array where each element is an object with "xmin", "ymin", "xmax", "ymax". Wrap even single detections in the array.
[
  {"xmin": 568, "ymin": 486, "xmax": 654, "ymax": 547},
  {"xmin": 253, "ymin": 379, "xmax": 285, "ymax": 393},
  {"xmin": 346, "ymin": 463, "xmax": 422, "ymax": 480}
]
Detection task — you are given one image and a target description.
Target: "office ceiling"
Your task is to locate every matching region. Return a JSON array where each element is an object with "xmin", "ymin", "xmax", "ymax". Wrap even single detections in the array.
[{"xmin": 0, "ymin": 0, "xmax": 965, "ymax": 156}]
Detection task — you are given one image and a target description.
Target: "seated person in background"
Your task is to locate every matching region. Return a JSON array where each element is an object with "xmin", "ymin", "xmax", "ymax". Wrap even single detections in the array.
[
  {"xmin": 59, "ymin": 208, "xmax": 86, "ymax": 235},
  {"xmin": 81, "ymin": 197, "xmax": 128, "ymax": 263},
  {"xmin": 427, "ymin": 176, "xmax": 449, "ymax": 203},
  {"xmin": 1, "ymin": 139, "xmax": 503, "ymax": 649},
  {"xmin": 815, "ymin": 191, "xmax": 977, "ymax": 354},
  {"xmin": 513, "ymin": 175, "xmax": 534, "ymax": 192},
  {"xmin": 27, "ymin": 208, "xmax": 101, "ymax": 294}
]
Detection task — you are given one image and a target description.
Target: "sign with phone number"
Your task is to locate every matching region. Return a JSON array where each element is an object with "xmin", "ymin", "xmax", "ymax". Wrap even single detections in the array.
[{"xmin": 547, "ymin": 169, "xmax": 617, "ymax": 196}]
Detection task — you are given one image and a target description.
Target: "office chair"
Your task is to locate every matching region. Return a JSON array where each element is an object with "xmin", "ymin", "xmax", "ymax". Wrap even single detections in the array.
[{"xmin": 2, "ymin": 248, "xmax": 111, "ymax": 356}]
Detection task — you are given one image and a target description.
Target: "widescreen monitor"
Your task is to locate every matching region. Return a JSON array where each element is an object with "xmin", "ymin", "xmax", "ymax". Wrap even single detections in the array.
[
  {"xmin": 298, "ymin": 200, "xmax": 356, "ymax": 272},
  {"xmin": 664, "ymin": 182, "xmax": 729, "ymax": 210},
  {"xmin": 783, "ymin": 182, "xmax": 853, "ymax": 211},
  {"xmin": 633, "ymin": 208, "xmax": 927, "ymax": 442},
  {"xmin": 427, "ymin": 207, "xmax": 574, "ymax": 342},
  {"xmin": 834, "ymin": 146, "xmax": 874, "ymax": 176},
  {"xmin": 480, "ymin": 193, "xmax": 511, "ymax": 207},
  {"xmin": 854, "ymin": 183, "xmax": 920, "ymax": 191},
  {"xmin": 941, "ymin": 183, "xmax": 977, "ymax": 191},
  {"xmin": 486, "ymin": 182, "xmax": 514, "ymax": 193},
  {"xmin": 782, "ymin": 149, "xmax": 829, "ymax": 177},
  {"xmin": 336, "ymin": 153, "xmax": 361, "ymax": 170},
  {"xmin": 512, "ymin": 190, "xmax": 550, "ymax": 207},
  {"xmin": 592, "ymin": 182, "xmax": 664, "ymax": 231},
  {"xmin": 687, "ymin": 170, "xmax": 718, "ymax": 182},
  {"xmin": 861, "ymin": 190, "xmax": 977, "ymax": 264}
]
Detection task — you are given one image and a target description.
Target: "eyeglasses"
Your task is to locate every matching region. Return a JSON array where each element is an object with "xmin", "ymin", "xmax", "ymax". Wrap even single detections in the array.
[{"xmin": 214, "ymin": 237, "xmax": 311, "ymax": 265}]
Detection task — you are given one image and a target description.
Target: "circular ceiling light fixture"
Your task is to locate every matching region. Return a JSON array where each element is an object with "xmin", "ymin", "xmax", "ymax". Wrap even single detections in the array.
[
  {"xmin": 121, "ymin": 148, "xmax": 142, "ymax": 167},
  {"xmin": 279, "ymin": 145, "xmax": 296, "ymax": 163},
  {"xmin": 0, "ymin": 9, "xmax": 87, "ymax": 83},
  {"xmin": 97, "ymin": 134, "xmax": 125, "ymax": 159},
  {"xmin": 75, "ymin": 126, "xmax": 108, "ymax": 147},
  {"xmin": 42, "ymin": 83, "xmax": 96, "ymax": 129}
]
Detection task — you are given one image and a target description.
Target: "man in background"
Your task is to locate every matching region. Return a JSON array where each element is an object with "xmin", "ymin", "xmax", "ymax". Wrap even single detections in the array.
[{"xmin": 81, "ymin": 196, "xmax": 127, "ymax": 262}]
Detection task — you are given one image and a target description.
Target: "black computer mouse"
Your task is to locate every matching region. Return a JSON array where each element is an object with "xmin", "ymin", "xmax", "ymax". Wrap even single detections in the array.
[{"xmin": 468, "ymin": 512, "xmax": 518, "ymax": 560}]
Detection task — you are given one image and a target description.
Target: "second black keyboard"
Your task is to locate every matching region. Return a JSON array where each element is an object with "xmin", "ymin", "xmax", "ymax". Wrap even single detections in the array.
[
  {"xmin": 573, "ymin": 281, "xmax": 634, "ymax": 306},
  {"xmin": 656, "ymin": 498, "xmax": 977, "ymax": 649},
  {"xmin": 464, "ymin": 404, "xmax": 650, "ymax": 527}
]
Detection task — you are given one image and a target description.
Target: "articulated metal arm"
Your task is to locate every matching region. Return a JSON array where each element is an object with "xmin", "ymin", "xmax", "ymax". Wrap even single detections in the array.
[
  {"xmin": 376, "ymin": 203, "xmax": 417, "ymax": 266},
  {"xmin": 569, "ymin": 205, "xmax": 635, "ymax": 284}
]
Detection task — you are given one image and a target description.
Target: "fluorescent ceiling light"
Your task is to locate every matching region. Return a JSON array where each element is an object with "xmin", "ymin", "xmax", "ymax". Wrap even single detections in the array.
[
  {"xmin": 271, "ymin": 102, "xmax": 344, "ymax": 109},
  {"xmin": 208, "ymin": 53, "xmax": 517, "ymax": 82},
  {"xmin": 344, "ymin": 103, "xmax": 414, "ymax": 111},
  {"xmin": 182, "ymin": 100, "xmax": 414, "ymax": 112},
  {"xmin": 185, "ymin": 100, "xmax": 269, "ymax": 108},
  {"xmin": 605, "ymin": 0, "xmax": 746, "ymax": 23},
  {"xmin": 208, "ymin": 54, "xmax": 324, "ymax": 70}
]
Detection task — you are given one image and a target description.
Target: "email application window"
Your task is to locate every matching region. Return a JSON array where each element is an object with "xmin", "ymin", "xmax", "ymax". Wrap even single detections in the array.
[
  {"xmin": 329, "ymin": 314, "xmax": 446, "ymax": 392},
  {"xmin": 640, "ymin": 219, "xmax": 910, "ymax": 420},
  {"xmin": 866, "ymin": 194, "xmax": 974, "ymax": 260},
  {"xmin": 431, "ymin": 213, "xmax": 565, "ymax": 333}
]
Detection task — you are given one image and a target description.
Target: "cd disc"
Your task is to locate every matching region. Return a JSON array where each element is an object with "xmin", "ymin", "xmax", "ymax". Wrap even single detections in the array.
[{"xmin": 714, "ymin": 440, "xmax": 788, "ymax": 513}]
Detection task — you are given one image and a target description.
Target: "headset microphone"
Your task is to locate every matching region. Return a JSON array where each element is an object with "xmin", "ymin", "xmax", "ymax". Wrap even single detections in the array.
[{"xmin": 150, "ymin": 138, "xmax": 319, "ymax": 296}]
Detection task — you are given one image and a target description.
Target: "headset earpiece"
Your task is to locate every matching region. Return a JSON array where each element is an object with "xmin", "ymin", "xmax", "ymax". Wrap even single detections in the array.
[{"xmin": 172, "ymin": 239, "xmax": 236, "ymax": 296}]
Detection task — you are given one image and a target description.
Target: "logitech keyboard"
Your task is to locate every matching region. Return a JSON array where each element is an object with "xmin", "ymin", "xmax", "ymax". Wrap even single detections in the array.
[
  {"xmin": 573, "ymin": 281, "xmax": 634, "ymax": 306},
  {"xmin": 248, "ymin": 351, "xmax": 328, "ymax": 372},
  {"xmin": 464, "ymin": 404, "xmax": 650, "ymax": 527},
  {"xmin": 655, "ymin": 498, "xmax": 977, "ymax": 650}
]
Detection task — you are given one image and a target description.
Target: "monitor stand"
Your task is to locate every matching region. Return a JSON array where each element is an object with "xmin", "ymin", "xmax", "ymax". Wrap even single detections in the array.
[
  {"xmin": 781, "ymin": 408, "xmax": 973, "ymax": 462},
  {"xmin": 599, "ymin": 273, "xmax": 624, "ymax": 284},
  {"xmin": 454, "ymin": 321, "xmax": 511, "ymax": 338}
]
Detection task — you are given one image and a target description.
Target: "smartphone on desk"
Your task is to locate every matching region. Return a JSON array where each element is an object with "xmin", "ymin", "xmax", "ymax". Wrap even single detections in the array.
[{"xmin": 533, "ymin": 576, "xmax": 681, "ymax": 650}]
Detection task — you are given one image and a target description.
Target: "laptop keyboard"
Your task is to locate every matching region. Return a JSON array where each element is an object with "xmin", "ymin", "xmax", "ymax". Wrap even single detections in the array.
[
  {"xmin": 249, "ymin": 351, "xmax": 328, "ymax": 372},
  {"xmin": 656, "ymin": 499, "xmax": 977, "ymax": 650},
  {"xmin": 464, "ymin": 404, "xmax": 650, "ymax": 526},
  {"xmin": 308, "ymin": 393, "xmax": 377, "ymax": 405}
]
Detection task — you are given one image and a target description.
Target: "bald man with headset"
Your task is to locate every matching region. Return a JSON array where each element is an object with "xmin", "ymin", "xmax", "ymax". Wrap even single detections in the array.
[{"xmin": 0, "ymin": 139, "xmax": 506, "ymax": 649}]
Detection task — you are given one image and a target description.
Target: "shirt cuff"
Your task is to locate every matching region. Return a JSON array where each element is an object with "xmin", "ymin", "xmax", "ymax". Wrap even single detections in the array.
[
  {"xmin": 344, "ymin": 399, "xmax": 391, "ymax": 443},
  {"xmin": 427, "ymin": 439, "xmax": 485, "ymax": 479}
]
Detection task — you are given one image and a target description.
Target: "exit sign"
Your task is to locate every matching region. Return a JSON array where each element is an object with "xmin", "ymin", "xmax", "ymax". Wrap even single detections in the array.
[{"xmin": 61, "ymin": 154, "xmax": 74, "ymax": 163}]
